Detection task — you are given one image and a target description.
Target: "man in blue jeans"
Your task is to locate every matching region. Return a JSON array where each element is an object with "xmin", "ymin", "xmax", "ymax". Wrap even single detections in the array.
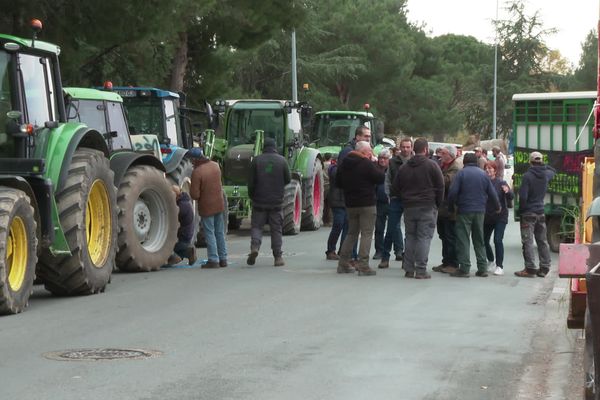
[{"xmin": 515, "ymin": 151, "xmax": 556, "ymax": 278}]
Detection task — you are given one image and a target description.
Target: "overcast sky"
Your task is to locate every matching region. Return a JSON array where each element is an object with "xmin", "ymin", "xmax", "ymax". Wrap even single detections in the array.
[{"xmin": 405, "ymin": 0, "xmax": 598, "ymax": 66}]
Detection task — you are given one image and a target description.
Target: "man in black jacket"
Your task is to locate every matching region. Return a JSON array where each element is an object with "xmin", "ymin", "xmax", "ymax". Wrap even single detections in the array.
[
  {"xmin": 247, "ymin": 138, "xmax": 291, "ymax": 267},
  {"xmin": 393, "ymin": 138, "xmax": 444, "ymax": 279},
  {"xmin": 515, "ymin": 151, "xmax": 556, "ymax": 278},
  {"xmin": 336, "ymin": 140, "xmax": 385, "ymax": 275}
]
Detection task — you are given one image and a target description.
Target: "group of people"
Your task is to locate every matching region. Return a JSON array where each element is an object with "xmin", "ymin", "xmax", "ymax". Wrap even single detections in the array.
[{"xmin": 325, "ymin": 126, "xmax": 556, "ymax": 279}]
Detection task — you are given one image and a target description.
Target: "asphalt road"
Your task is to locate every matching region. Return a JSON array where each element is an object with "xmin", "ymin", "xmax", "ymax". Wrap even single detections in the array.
[{"xmin": 0, "ymin": 214, "xmax": 584, "ymax": 400}]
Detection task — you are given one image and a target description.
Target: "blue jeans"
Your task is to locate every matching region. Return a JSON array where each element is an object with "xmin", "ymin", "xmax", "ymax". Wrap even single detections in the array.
[
  {"xmin": 326, "ymin": 207, "xmax": 358, "ymax": 258},
  {"xmin": 484, "ymin": 221, "xmax": 507, "ymax": 268},
  {"xmin": 201, "ymin": 212, "xmax": 227, "ymax": 262},
  {"xmin": 381, "ymin": 198, "xmax": 404, "ymax": 261}
]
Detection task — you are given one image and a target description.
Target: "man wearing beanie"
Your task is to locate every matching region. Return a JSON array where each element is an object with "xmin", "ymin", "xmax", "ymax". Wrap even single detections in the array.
[{"xmin": 247, "ymin": 137, "xmax": 291, "ymax": 267}]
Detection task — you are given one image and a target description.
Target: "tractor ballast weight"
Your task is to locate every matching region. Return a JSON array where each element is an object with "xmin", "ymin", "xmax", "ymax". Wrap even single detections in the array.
[
  {"xmin": 205, "ymin": 99, "xmax": 323, "ymax": 234},
  {"xmin": 0, "ymin": 31, "xmax": 118, "ymax": 314}
]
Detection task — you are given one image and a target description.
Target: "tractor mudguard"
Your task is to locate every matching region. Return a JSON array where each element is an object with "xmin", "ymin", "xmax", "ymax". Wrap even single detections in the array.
[
  {"xmin": 294, "ymin": 147, "xmax": 322, "ymax": 181},
  {"xmin": 109, "ymin": 152, "xmax": 166, "ymax": 188},
  {"xmin": 162, "ymin": 146, "xmax": 188, "ymax": 175}
]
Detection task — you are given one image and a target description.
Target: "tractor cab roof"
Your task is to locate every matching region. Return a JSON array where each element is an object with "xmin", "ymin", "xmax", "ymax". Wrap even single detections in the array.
[
  {"xmin": 64, "ymin": 87, "xmax": 123, "ymax": 102},
  {"xmin": 315, "ymin": 110, "xmax": 374, "ymax": 120},
  {"xmin": 0, "ymin": 34, "xmax": 60, "ymax": 55},
  {"xmin": 110, "ymin": 86, "xmax": 180, "ymax": 99}
]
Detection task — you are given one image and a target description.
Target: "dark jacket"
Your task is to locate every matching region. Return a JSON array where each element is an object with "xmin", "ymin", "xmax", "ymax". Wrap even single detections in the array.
[
  {"xmin": 176, "ymin": 192, "xmax": 195, "ymax": 243},
  {"xmin": 376, "ymin": 176, "xmax": 389, "ymax": 204},
  {"xmin": 338, "ymin": 138, "xmax": 357, "ymax": 164},
  {"xmin": 328, "ymin": 163, "xmax": 345, "ymax": 208},
  {"xmin": 438, "ymin": 158, "xmax": 461, "ymax": 219},
  {"xmin": 448, "ymin": 163, "xmax": 500, "ymax": 214},
  {"xmin": 336, "ymin": 150, "xmax": 385, "ymax": 208},
  {"xmin": 393, "ymin": 154, "xmax": 444, "ymax": 209},
  {"xmin": 386, "ymin": 155, "xmax": 407, "ymax": 198},
  {"xmin": 248, "ymin": 148, "xmax": 291, "ymax": 209},
  {"xmin": 485, "ymin": 179, "xmax": 514, "ymax": 224},
  {"xmin": 519, "ymin": 164, "xmax": 556, "ymax": 214}
]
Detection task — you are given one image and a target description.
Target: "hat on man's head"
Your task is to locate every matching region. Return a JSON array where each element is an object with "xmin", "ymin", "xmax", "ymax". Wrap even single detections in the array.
[
  {"xmin": 264, "ymin": 137, "xmax": 277, "ymax": 149},
  {"xmin": 530, "ymin": 151, "xmax": 543, "ymax": 163},
  {"xmin": 187, "ymin": 147, "xmax": 205, "ymax": 159}
]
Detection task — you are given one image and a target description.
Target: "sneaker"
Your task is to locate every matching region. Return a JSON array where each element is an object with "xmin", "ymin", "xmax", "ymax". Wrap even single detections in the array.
[
  {"xmin": 493, "ymin": 266, "xmax": 504, "ymax": 276},
  {"xmin": 404, "ymin": 271, "xmax": 415, "ymax": 278},
  {"xmin": 372, "ymin": 252, "xmax": 382, "ymax": 260},
  {"xmin": 514, "ymin": 269, "xmax": 536, "ymax": 278},
  {"xmin": 395, "ymin": 253, "xmax": 404, "ymax": 261},
  {"xmin": 450, "ymin": 269, "xmax": 470, "ymax": 278},
  {"xmin": 202, "ymin": 260, "xmax": 220, "ymax": 269},
  {"xmin": 415, "ymin": 272, "xmax": 431, "ymax": 279},
  {"xmin": 475, "ymin": 271, "xmax": 488, "ymax": 277},
  {"xmin": 326, "ymin": 251, "xmax": 340, "ymax": 260},
  {"xmin": 378, "ymin": 260, "xmax": 389, "ymax": 269},
  {"xmin": 246, "ymin": 250, "xmax": 259, "ymax": 265},
  {"xmin": 536, "ymin": 268, "xmax": 549, "ymax": 278},
  {"xmin": 487, "ymin": 261, "xmax": 495, "ymax": 273}
]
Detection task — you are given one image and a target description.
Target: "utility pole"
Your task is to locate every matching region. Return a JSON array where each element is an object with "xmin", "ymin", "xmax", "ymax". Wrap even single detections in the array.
[
  {"xmin": 291, "ymin": 29, "xmax": 298, "ymax": 103},
  {"xmin": 492, "ymin": 0, "xmax": 499, "ymax": 139}
]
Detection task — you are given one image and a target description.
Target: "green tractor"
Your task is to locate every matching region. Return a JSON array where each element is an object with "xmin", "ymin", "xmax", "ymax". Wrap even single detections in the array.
[
  {"xmin": 0, "ymin": 26, "xmax": 117, "ymax": 314},
  {"xmin": 310, "ymin": 108, "xmax": 390, "ymax": 158},
  {"xmin": 204, "ymin": 99, "xmax": 323, "ymax": 234},
  {"xmin": 63, "ymin": 87, "xmax": 180, "ymax": 271}
]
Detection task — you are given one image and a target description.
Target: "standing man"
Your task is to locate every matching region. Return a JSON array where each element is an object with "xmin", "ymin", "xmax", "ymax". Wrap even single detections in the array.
[
  {"xmin": 336, "ymin": 140, "xmax": 385, "ymax": 276},
  {"xmin": 447, "ymin": 153, "xmax": 500, "ymax": 278},
  {"xmin": 338, "ymin": 125, "xmax": 372, "ymax": 163},
  {"xmin": 247, "ymin": 138, "xmax": 291, "ymax": 267},
  {"xmin": 377, "ymin": 137, "xmax": 413, "ymax": 269},
  {"xmin": 373, "ymin": 148, "xmax": 393, "ymax": 259},
  {"xmin": 492, "ymin": 145, "xmax": 506, "ymax": 180},
  {"xmin": 189, "ymin": 148, "xmax": 228, "ymax": 269},
  {"xmin": 432, "ymin": 145, "xmax": 461, "ymax": 274},
  {"xmin": 515, "ymin": 151, "xmax": 556, "ymax": 278},
  {"xmin": 474, "ymin": 146, "xmax": 487, "ymax": 169},
  {"xmin": 393, "ymin": 138, "xmax": 444, "ymax": 279}
]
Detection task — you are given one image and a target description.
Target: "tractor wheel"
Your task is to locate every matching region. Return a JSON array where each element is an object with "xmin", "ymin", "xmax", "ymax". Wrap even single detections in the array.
[
  {"xmin": 301, "ymin": 160, "xmax": 324, "ymax": 231},
  {"xmin": 38, "ymin": 148, "xmax": 116, "ymax": 295},
  {"xmin": 116, "ymin": 165, "xmax": 178, "ymax": 272},
  {"xmin": 584, "ymin": 309, "xmax": 596, "ymax": 400},
  {"xmin": 546, "ymin": 216, "xmax": 562, "ymax": 253},
  {"xmin": 0, "ymin": 189, "xmax": 37, "ymax": 314},
  {"xmin": 283, "ymin": 180, "xmax": 302, "ymax": 235},
  {"xmin": 228, "ymin": 214, "xmax": 242, "ymax": 230}
]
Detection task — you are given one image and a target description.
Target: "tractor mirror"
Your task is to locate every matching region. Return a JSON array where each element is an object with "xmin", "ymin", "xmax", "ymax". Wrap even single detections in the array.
[{"xmin": 6, "ymin": 110, "xmax": 21, "ymax": 120}]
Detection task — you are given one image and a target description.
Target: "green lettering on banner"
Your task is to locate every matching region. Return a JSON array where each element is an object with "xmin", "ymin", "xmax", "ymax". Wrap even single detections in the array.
[{"xmin": 514, "ymin": 151, "xmax": 529, "ymax": 165}]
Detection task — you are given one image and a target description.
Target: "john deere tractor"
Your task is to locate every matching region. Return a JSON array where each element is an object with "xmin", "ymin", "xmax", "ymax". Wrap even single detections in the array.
[
  {"xmin": 0, "ymin": 24, "xmax": 117, "ymax": 314},
  {"xmin": 204, "ymin": 99, "xmax": 323, "ymax": 234},
  {"xmin": 63, "ymin": 87, "xmax": 179, "ymax": 272}
]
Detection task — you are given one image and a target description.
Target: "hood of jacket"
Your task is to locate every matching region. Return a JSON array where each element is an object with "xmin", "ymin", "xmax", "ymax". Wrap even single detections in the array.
[{"xmin": 406, "ymin": 154, "xmax": 428, "ymax": 167}]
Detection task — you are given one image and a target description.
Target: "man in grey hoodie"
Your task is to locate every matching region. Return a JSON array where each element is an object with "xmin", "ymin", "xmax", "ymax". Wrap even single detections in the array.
[{"xmin": 514, "ymin": 151, "xmax": 556, "ymax": 278}]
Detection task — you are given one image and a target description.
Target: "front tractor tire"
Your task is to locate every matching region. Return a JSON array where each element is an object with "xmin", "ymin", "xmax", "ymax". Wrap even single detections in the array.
[
  {"xmin": 116, "ymin": 165, "xmax": 178, "ymax": 272},
  {"xmin": 0, "ymin": 189, "xmax": 37, "ymax": 314},
  {"xmin": 39, "ymin": 149, "xmax": 117, "ymax": 296},
  {"xmin": 301, "ymin": 160, "xmax": 324, "ymax": 231},
  {"xmin": 283, "ymin": 180, "xmax": 302, "ymax": 235}
]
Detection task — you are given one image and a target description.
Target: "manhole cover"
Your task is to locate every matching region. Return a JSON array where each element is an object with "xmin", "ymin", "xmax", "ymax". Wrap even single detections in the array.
[{"xmin": 43, "ymin": 348, "xmax": 162, "ymax": 361}]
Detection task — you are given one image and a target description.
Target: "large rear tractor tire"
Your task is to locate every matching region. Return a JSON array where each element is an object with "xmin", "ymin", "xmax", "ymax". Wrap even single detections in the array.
[
  {"xmin": 0, "ymin": 189, "xmax": 37, "ymax": 314},
  {"xmin": 38, "ymin": 148, "xmax": 117, "ymax": 295},
  {"xmin": 116, "ymin": 165, "xmax": 178, "ymax": 272},
  {"xmin": 301, "ymin": 160, "xmax": 324, "ymax": 231},
  {"xmin": 283, "ymin": 180, "xmax": 302, "ymax": 235}
]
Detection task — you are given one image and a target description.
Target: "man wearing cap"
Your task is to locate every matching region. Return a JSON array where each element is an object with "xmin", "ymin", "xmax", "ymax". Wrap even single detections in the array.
[
  {"xmin": 515, "ymin": 151, "xmax": 555, "ymax": 278},
  {"xmin": 474, "ymin": 146, "xmax": 487, "ymax": 169},
  {"xmin": 189, "ymin": 147, "xmax": 228, "ymax": 269},
  {"xmin": 247, "ymin": 137, "xmax": 291, "ymax": 267}
]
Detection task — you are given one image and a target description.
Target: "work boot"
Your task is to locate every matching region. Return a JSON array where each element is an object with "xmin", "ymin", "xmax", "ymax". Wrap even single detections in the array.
[
  {"xmin": 415, "ymin": 272, "xmax": 431, "ymax": 279},
  {"xmin": 536, "ymin": 268, "xmax": 549, "ymax": 278},
  {"xmin": 441, "ymin": 265, "xmax": 458, "ymax": 274},
  {"xmin": 372, "ymin": 252, "xmax": 382, "ymax": 260},
  {"xmin": 514, "ymin": 268, "xmax": 536, "ymax": 278},
  {"xmin": 202, "ymin": 260, "xmax": 220, "ymax": 269},
  {"xmin": 432, "ymin": 264, "xmax": 446, "ymax": 273},
  {"xmin": 167, "ymin": 254, "xmax": 182, "ymax": 265},
  {"xmin": 247, "ymin": 249, "xmax": 259, "ymax": 265},
  {"xmin": 356, "ymin": 265, "xmax": 376, "ymax": 276},
  {"xmin": 219, "ymin": 260, "xmax": 228, "ymax": 268},
  {"xmin": 326, "ymin": 251, "xmax": 340, "ymax": 261},
  {"xmin": 185, "ymin": 247, "xmax": 197, "ymax": 265},
  {"xmin": 274, "ymin": 256, "xmax": 285, "ymax": 267},
  {"xmin": 395, "ymin": 253, "xmax": 404, "ymax": 261},
  {"xmin": 378, "ymin": 260, "xmax": 389, "ymax": 269},
  {"xmin": 337, "ymin": 264, "xmax": 356, "ymax": 273}
]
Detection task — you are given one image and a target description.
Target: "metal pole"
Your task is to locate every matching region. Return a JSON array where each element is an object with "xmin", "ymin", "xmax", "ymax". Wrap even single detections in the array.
[
  {"xmin": 291, "ymin": 29, "xmax": 298, "ymax": 102},
  {"xmin": 492, "ymin": 0, "xmax": 498, "ymax": 140}
]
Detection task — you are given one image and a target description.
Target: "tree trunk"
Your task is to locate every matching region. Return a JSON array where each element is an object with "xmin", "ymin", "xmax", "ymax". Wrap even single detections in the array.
[
  {"xmin": 335, "ymin": 82, "xmax": 349, "ymax": 106},
  {"xmin": 169, "ymin": 31, "xmax": 188, "ymax": 93}
]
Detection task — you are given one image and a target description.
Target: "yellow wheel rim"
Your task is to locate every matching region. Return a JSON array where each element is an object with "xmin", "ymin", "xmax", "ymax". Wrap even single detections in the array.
[
  {"xmin": 86, "ymin": 179, "xmax": 112, "ymax": 267},
  {"xmin": 7, "ymin": 216, "xmax": 27, "ymax": 292}
]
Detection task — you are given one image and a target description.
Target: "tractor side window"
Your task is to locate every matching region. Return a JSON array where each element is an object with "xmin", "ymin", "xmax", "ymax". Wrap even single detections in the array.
[
  {"xmin": 163, "ymin": 99, "xmax": 179, "ymax": 146},
  {"xmin": 74, "ymin": 99, "xmax": 108, "ymax": 135},
  {"xmin": 20, "ymin": 54, "xmax": 54, "ymax": 127},
  {"xmin": 106, "ymin": 101, "xmax": 131, "ymax": 150}
]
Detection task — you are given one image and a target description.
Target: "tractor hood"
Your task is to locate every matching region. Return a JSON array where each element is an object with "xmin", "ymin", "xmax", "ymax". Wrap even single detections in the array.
[{"xmin": 223, "ymin": 144, "xmax": 255, "ymax": 185}]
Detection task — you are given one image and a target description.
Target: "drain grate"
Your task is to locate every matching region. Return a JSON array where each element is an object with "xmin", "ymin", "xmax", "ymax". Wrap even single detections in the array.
[{"xmin": 43, "ymin": 348, "xmax": 162, "ymax": 361}]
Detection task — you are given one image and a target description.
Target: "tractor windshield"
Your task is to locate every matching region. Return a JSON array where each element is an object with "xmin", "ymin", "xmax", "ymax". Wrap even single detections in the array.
[
  {"xmin": 227, "ymin": 107, "xmax": 285, "ymax": 152},
  {"xmin": 314, "ymin": 114, "xmax": 372, "ymax": 146},
  {"xmin": 123, "ymin": 97, "xmax": 171, "ymax": 143},
  {"xmin": 0, "ymin": 51, "xmax": 12, "ymax": 156}
]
